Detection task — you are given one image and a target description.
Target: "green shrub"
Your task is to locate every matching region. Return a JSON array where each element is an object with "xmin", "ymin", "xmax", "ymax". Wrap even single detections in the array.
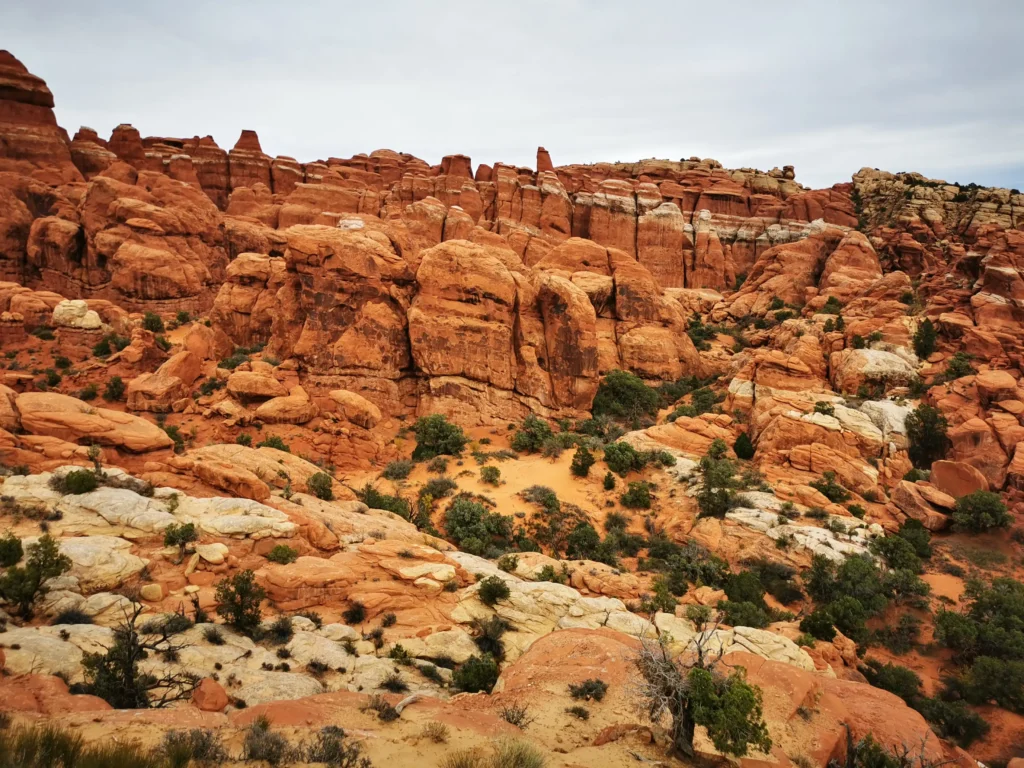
[
  {"xmin": 218, "ymin": 352, "xmax": 248, "ymax": 370},
  {"xmin": 871, "ymin": 535, "xmax": 922, "ymax": 573},
  {"xmin": 480, "ymin": 465, "xmax": 501, "ymax": 485},
  {"xmin": 826, "ymin": 595, "xmax": 873, "ymax": 644},
  {"xmin": 724, "ymin": 570, "xmax": 767, "ymax": 607},
  {"xmin": 478, "ymin": 575, "xmax": 510, "ymax": 606},
  {"xmin": 510, "ymin": 415, "xmax": 553, "ymax": 453},
  {"xmin": 821, "ymin": 296, "xmax": 843, "ymax": 315},
  {"xmin": 93, "ymin": 333, "xmax": 129, "ymax": 358},
  {"xmin": 943, "ymin": 352, "xmax": 976, "ymax": 381},
  {"xmin": 535, "ymin": 564, "xmax": 566, "ymax": 584},
  {"xmin": 799, "ymin": 608, "xmax": 837, "ymax": 641},
  {"xmin": 342, "ymin": 601, "xmax": 366, "ymax": 625},
  {"xmin": 719, "ymin": 599, "xmax": 772, "ymax": 628},
  {"xmin": 382, "ymin": 459, "xmax": 414, "ymax": 480},
  {"xmin": 103, "ymin": 376, "xmax": 126, "ymax": 401},
  {"xmin": 876, "ymin": 614, "xmax": 921, "ymax": 655},
  {"xmin": 0, "ymin": 531, "xmax": 23, "ymax": 567},
  {"xmin": 696, "ymin": 439, "xmax": 735, "ymax": 518},
  {"xmin": 952, "ymin": 490, "xmax": 1011, "ymax": 532},
  {"xmin": 570, "ymin": 445, "xmax": 595, "ymax": 477},
  {"xmin": 813, "ymin": 401, "xmax": 836, "ymax": 416},
  {"xmin": 603, "ymin": 441, "xmax": 642, "ymax": 476},
  {"xmin": 214, "ymin": 569, "xmax": 265, "ymax": 635},
  {"xmin": 690, "ymin": 387, "xmax": 717, "ymax": 414},
  {"xmin": 163, "ymin": 522, "xmax": 197, "ymax": 563},
  {"xmin": 0, "ymin": 534, "xmax": 73, "ymax": 616},
  {"xmin": 895, "ymin": 519, "xmax": 932, "ymax": 559},
  {"xmin": 962, "ymin": 656, "xmax": 1024, "ymax": 712},
  {"xmin": 565, "ymin": 521, "xmax": 602, "ymax": 561},
  {"xmin": 257, "ymin": 435, "xmax": 290, "ymax": 452},
  {"xmin": 602, "ymin": 471, "xmax": 615, "ymax": 490},
  {"xmin": 917, "ymin": 697, "xmax": 991, "ymax": 748},
  {"xmin": 452, "ymin": 654, "xmax": 499, "ymax": 693},
  {"xmin": 620, "ymin": 481, "xmax": 652, "ymax": 509},
  {"xmin": 421, "ymin": 477, "xmax": 458, "ymax": 500},
  {"xmin": 306, "ymin": 471, "xmax": 334, "ymax": 501},
  {"xmin": 905, "ymin": 404, "xmax": 949, "ymax": 468},
  {"xmin": 412, "ymin": 414, "xmax": 467, "ymax": 459},
  {"xmin": 913, "ymin": 318, "xmax": 937, "ymax": 359},
  {"xmin": 357, "ymin": 484, "xmax": 410, "ymax": 519},
  {"xmin": 809, "ymin": 471, "xmax": 851, "ymax": 503},
  {"xmin": 236, "ymin": 433, "xmax": 253, "ymax": 447},
  {"xmin": 198, "ymin": 377, "xmax": 225, "ymax": 396},
  {"xmin": 686, "ymin": 313, "xmax": 716, "ymax": 350},
  {"xmin": 266, "ymin": 545, "xmax": 298, "ymax": 564},
  {"xmin": 860, "ymin": 659, "xmax": 921, "ymax": 704},
  {"xmin": 427, "ymin": 456, "xmax": 449, "ymax": 473},
  {"xmin": 443, "ymin": 496, "xmax": 512, "ymax": 555},
  {"xmin": 733, "ymin": 433, "xmax": 754, "ymax": 460},
  {"xmin": 142, "ymin": 312, "xmax": 165, "ymax": 333},
  {"xmin": 568, "ymin": 678, "xmax": 608, "ymax": 701},
  {"xmin": 592, "ymin": 370, "xmax": 659, "ymax": 420},
  {"xmin": 51, "ymin": 469, "xmax": 98, "ymax": 495}
]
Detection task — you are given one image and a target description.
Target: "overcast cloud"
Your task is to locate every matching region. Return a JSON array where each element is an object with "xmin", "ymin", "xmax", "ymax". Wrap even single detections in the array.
[{"xmin": 6, "ymin": 0, "xmax": 1023, "ymax": 189}]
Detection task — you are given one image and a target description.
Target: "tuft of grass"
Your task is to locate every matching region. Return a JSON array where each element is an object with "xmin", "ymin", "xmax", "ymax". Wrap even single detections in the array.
[
  {"xmin": 160, "ymin": 728, "xmax": 227, "ymax": 767},
  {"xmin": 421, "ymin": 721, "xmax": 450, "ymax": 743},
  {"xmin": 491, "ymin": 738, "xmax": 546, "ymax": 768},
  {"xmin": 498, "ymin": 701, "xmax": 534, "ymax": 729},
  {"xmin": 382, "ymin": 460, "xmax": 414, "ymax": 480},
  {"xmin": 0, "ymin": 723, "xmax": 165, "ymax": 768},
  {"xmin": 241, "ymin": 714, "xmax": 296, "ymax": 765},
  {"xmin": 379, "ymin": 670, "xmax": 409, "ymax": 693},
  {"xmin": 203, "ymin": 626, "xmax": 225, "ymax": 646}
]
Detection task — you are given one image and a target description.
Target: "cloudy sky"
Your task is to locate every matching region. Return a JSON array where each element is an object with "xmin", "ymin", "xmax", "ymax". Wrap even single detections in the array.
[{"xmin": 7, "ymin": 1, "xmax": 1024, "ymax": 190}]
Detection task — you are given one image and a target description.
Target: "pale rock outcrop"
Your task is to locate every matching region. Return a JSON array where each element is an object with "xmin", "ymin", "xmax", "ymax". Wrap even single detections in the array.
[
  {"xmin": 51, "ymin": 299, "xmax": 102, "ymax": 330},
  {"xmin": 829, "ymin": 348, "xmax": 919, "ymax": 394}
]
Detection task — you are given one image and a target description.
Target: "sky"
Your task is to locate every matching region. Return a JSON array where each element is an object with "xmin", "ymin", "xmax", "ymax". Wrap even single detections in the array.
[{"xmin": 6, "ymin": 0, "xmax": 1024, "ymax": 190}]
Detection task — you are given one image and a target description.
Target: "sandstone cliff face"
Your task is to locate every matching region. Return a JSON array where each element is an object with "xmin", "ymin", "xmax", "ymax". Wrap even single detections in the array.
[{"xmin": 1, "ymin": 47, "xmax": 1023, "ymax": 430}]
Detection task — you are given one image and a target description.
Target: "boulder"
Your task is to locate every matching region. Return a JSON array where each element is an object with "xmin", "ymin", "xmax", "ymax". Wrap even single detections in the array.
[
  {"xmin": 328, "ymin": 389, "xmax": 382, "ymax": 428},
  {"xmin": 52, "ymin": 299, "xmax": 102, "ymax": 330},
  {"xmin": 930, "ymin": 460, "xmax": 989, "ymax": 498},
  {"xmin": 226, "ymin": 370, "xmax": 287, "ymax": 400},
  {"xmin": 891, "ymin": 481, "xmax": 949, "ymax": 530},
  {"xmin": 976, "ymin": 369, "xmax": 1019, "ymax": 406},
  {"xmin": 254, "ymin": 386, "xmax": 319, "ymax": 424},
  {"xmin": 192, "ymin": 677, "xmax": 229, "ymax": 712},
  {"xmin": 16, "ymin": 392, "xmax": 174, "ymax": 452}
]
